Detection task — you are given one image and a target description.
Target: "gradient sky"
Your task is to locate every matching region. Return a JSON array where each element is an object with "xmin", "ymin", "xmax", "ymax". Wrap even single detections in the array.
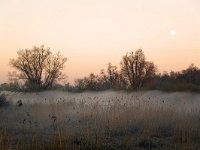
[{"xmin": 0, "ymin": 0, "xmax": 200, "ymax": 83}]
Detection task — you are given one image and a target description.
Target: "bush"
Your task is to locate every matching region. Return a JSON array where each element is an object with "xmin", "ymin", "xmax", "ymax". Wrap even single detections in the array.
[{"xmin": 0, "ymin": 94, "xmax": 8, "ymax": 106}]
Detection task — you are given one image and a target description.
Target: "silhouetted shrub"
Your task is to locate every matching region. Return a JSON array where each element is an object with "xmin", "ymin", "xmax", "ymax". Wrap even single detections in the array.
[
  {"xmin": 0, "ymin": 94, "xmax": 8, "ymax": 106},
  {"xmin": 147, "ymin": 64, "xmax": 200, "ymax": 92}
]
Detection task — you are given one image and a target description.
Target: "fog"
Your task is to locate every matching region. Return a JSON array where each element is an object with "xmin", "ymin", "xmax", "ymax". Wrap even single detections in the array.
[{"xmin": 3, "ymin": 90, "xmax": 200, "ymax": 113}]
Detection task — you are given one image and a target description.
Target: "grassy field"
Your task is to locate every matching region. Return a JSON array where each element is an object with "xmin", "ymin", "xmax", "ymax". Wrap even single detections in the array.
[{"xmin": 1, "ymin": 90, "xmax": 200, "ymax": 149}]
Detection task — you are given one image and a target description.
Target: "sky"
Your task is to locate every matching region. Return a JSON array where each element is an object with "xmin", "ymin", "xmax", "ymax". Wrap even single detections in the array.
[{"xmin": 0, "ymin": 0, "xmax": 200, "ymax": 84}]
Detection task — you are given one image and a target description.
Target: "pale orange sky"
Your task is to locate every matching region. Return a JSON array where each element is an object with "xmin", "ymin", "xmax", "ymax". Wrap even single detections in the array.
[{"xmin": 0, "ymin": 0, "xmax": 200, "ymax": 84}]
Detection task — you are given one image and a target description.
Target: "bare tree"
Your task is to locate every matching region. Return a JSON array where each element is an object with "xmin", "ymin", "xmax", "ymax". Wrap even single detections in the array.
[
  {"xmin": 106, "ymin": 63, "xmax": 126, "ymax": 89},
  {"xmin": 10, "ymin": 45, "xmax": 67, "ymax": 90},
  {"xmin": 121, "ymin": 49, "xmax": 156, "ymax": 89},
  {"xmin": 107, "ymin": 63, "xmax": 118, "ymax": 87}
]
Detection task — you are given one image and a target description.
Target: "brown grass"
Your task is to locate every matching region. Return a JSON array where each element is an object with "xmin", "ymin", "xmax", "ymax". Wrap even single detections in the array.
[{"xmin": 0, "ymin": 91, "xmax": 200, "ymax": 149}]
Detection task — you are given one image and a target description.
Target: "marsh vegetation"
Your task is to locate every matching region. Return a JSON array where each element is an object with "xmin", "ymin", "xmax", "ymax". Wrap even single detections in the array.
[{"xmin": 1, "ymin": 90, "xmax": 200, "ymax": 149}]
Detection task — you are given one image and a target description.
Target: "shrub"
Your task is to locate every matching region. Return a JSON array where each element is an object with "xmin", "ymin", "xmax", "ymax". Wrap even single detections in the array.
[{"xmin": 0, "ymin": 94, "xmax": 8, "ymax": 106}]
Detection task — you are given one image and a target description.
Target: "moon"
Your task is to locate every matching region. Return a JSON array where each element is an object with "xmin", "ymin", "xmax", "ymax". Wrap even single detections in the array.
[{"xmin": 170, "ymin": 30, "xmax": 176, "ymax": 36}]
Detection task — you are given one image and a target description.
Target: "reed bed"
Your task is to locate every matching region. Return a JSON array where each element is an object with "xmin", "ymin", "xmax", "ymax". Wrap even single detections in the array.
[{"xmin": 0, "ymin": 91, "xmax": 200, "ymax": 149}]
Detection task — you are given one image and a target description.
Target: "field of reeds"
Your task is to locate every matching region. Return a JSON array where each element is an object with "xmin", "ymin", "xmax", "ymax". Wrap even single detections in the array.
[{"xmin": 0, "ymin": 90, "xmax": 200, "ymax": 150}]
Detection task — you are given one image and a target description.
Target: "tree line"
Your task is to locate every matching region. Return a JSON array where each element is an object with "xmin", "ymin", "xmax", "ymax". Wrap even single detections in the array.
[
  {"xmin": 70, "ymin": 49, "xmax": 157, "ymax": 91},
  {"xmin": 1, "ymin": 45, "xmax": 200, "ymax": 92}
]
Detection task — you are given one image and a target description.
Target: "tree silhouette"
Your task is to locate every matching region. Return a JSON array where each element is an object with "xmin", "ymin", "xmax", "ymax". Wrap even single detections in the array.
[
  {"xmin": 10, "ymin": 45, "xmax": 67, "ymax": 90},
  {"xmin": 121, "ymin": 49, "xmax": 156, "ymax": 89},
  {"xmin": 107, "ymin": 63, "xmax": 118, "ymax": 87}
]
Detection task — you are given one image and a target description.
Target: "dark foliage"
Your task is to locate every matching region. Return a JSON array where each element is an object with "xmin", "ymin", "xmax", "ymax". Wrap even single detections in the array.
[
  {"xmin": 149, "ymin": 64, "xmax": 200, "ymax": 92},
  {"xmin": 0, "ymin": 94, "xmax": 8, "ymax": 106}
]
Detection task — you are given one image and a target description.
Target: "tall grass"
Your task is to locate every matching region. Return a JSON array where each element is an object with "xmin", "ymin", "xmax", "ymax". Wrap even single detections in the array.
[{"xmin": 1, "ymin": 92, "xmax": 200, "ymax": 149}]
